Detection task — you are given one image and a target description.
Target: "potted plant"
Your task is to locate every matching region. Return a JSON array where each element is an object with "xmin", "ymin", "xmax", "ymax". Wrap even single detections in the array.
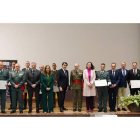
[{"xmin": 120, "ymin": 94, "xmax": 140, "ymax": 112}]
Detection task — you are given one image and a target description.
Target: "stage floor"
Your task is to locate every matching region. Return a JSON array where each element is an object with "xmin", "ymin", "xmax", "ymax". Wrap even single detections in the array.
[{"xmin": 0, "ymin": 98, "xmax": 140, "ymax": 117}]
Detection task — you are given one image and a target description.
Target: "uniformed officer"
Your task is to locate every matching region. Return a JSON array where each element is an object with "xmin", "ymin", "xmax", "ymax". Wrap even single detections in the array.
[
  {"xmin": 70, "ymin": 63, "xmax": 83, "ymax": 112},
  {"xmin": 9, "ymin": 63, "xmax": 25, "ymax": 113},
  {"xmin": 96, "ymin": 63, "xmax": 110, "ymax": 112},
  {"xmin": 0, "ymin": 61, "xmax": 9, "ymax": 113}
]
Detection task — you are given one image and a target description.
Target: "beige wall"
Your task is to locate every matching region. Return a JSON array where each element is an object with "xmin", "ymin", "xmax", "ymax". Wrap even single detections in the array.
[{"xmin": 0, "ymin": 24, "xmax": 140, "ymax": 71}]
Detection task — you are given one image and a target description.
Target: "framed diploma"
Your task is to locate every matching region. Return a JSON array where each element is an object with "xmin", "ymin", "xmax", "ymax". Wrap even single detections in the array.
[
  {"xmin": 130, "ymin": 80, "xmax": 140, "ymax": 88},
  {"xmin": 0, "ymin": 80, "xmax": 7, "ymax": 90},
  {"xmin": 95, "ymin": 80, "xmax": 108, "ymax": 87}
]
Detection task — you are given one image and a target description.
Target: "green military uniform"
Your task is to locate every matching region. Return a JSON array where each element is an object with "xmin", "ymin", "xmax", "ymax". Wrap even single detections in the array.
[
  {"xmin": 70, "ymin": 69, "xmax": 83, "ymax": 111},
  {"xmin": 96, "ymin": 70, "xmax": 110, "ymax": 112},
  {"xmin": 8, "ymin": 68, "xmax": 15, "ymax": 109},
  {"xmin": 40, "ymin": 73, "xmax": 54, "ymax": 113},
  {"xmin": 9, "ymin": 70, "xmax": 25, "ymax": 112},
  {"xmin": 0, "ymin": 69, "xmax": 9, "ymax": 112}
]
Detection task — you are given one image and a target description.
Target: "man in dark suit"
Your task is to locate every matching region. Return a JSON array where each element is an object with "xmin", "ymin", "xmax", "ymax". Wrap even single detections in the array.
[
  {"xmin": 0, "ymin": 61, "xmax": 9, "ymax": 113},
  {"xmin": 22, "ymin": 61, "xmax": 32, "ymax": 110},
  {"xmin": 128, "ymin": 62, "xmax": 140, "ymax": 95},
  {"xmin": 58, "ymin": 62, "xmax": 69, "ymax": 112},
  {"xmin": 117, "ymin": 62, "xmax": 129, "ymax": 111},
  {"xmin": 108, "ymin": 63, "xmax": 120, "ymax": 112},
  {"xmin": 26, "ymin": 62, "xmax": 41, "ymax": 113}
]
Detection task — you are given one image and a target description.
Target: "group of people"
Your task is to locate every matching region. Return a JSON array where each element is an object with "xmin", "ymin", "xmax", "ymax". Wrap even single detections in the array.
[{"xmin": 0, "ymin": 60, "xmax": 140, "ymax": 114}]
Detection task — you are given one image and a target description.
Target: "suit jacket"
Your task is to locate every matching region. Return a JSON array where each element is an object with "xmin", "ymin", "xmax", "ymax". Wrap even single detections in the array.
[
  {"xmin": 26, "ymin": 69, "xmax": 41, "ymax": 90},
  {"xmin": 128, "ymin": 69, "xmax": 140, "ymax": 88},
  {"xmin": 118, "ymin": 68, "xmax": 129, "ymax": 88},
  {"xmin": 58, "ymin": 68, "xmax": 69, "ymax": 90},
  {"xmin": 40, "ymin": 73, "xmax": 54, "ymax": 92},
  {"xmin": 108, "ymin": 70, "xmax": 120, "ymax": 88}
]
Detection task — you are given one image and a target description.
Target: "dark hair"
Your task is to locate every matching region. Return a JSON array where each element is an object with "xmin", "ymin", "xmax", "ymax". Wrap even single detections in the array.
[
  {"xmin": 62, "ymin": 62, "xmax": 68, "ymax": 66},
  {"xmin": 86, "ymin": 62, "xmax": 94, "ymax": 70},
  {"xmin": 44, "ymin": 65, "xmax": 51, "ymax": 75},
  {"xmin": 101, "ymin": 63, "xmax": 105, "ymax": 66},
  {"xmin": 111, "ymin": 62, "xmax": 116, "ymax": 65}
]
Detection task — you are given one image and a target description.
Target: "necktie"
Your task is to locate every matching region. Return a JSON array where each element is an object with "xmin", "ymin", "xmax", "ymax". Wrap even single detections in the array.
[
  {"xmin": 134, "ymin": 69, "xmax": 137, "ymax": 75},
  {"xmin": 112, "ymin": 71, "xmax": 115, "ymax": 77},
  {"xmin": 123, "ymin": 69, "xmax": 125, "ymax": 76},
  {"xmin": 64, "ymin": 70, "xmax": 67, "ymax": 76}
]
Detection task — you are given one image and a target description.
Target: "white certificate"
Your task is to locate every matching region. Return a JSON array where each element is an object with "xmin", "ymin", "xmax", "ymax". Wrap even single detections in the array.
[
  {"xmin": 130, "ymin": 80, "xmax": 140, "ymax": 88},
  {"xmin": 95, "ymin": 80, "xmax": 108, "ymax": 87},
  {"xmin": 0, "ymin": 80, "xmax": 7, "ymax": 90},
  {"xmin": 53, "ymin": 85, "xmax": 59, "ymax": 92}
]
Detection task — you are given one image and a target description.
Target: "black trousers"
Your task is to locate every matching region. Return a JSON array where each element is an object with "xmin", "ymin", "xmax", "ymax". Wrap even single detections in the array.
[
  {"xmin": 39, "ymin": 93, "xmax": 43, "ymax": 109},
  {"xmin": 23, "ymin": 92, "xmax": 27, "ymax": 109},
  {"xmin": 53, "ymin": 92, "xmax": 60, "ymax": 107},
  {"xmin": 59, "ymin": 90, "xmax": 66, "ymax": 109},
  {"xmin": 108, "ymin": 87, "xmax": 118, "ymax": 110},
  {"xmin": 86, "ymin": 96, "xmax": 94, "ymax": 110},
  {"xmin": 0, "ymin": 90, "xmax": 6, "ymax": 112},
  {"xmin": 28, "ymin": 88, "xmax": 40, "ymax": 111},
  {"xmin": 130, "ymin": 88, "xmax": 139, "ymax": 96}
]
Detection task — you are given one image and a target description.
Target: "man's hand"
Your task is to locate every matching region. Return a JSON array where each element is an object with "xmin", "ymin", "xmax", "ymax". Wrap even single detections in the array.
[
  {"xmin": 15, "ymin": 85, "xmax": 19, "ymax": 88},
  {"xmin": 32, "ymin": 84, "xmax": 36, "ymax": 88},
  {"xmin": 59, "ymin": 87, "xmax": 63, "ymax": 92},
  {"xmin": 46, "ymin": 87, "xmax": 50, "ymax": 91}
]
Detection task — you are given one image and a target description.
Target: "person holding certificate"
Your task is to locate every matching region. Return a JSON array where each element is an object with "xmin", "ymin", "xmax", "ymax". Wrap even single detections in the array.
[
  {"xmin": 0, "ymin": 61, "xmax": 9, "ymax": 113},
  {"xmin": 9, "ymin": 63, "xmax": 25, "ymax": 113},
  {"xmin": 96, "ymin": 63, "xmax": 110, "ymax": 112},
  {"xmin": 108, "ymin": 63, "xmax": 120, "ymax": 112},
  {"xmin": 128, "ymin": 62, "xmax": 140, "ymax": 95},
  {"xmin": 83, "ymin": 62, "xmax": 96, "ymax": 112},
  {"xmin": 40, "ymin": 65, "xmax": 54, "ymax": 113}
]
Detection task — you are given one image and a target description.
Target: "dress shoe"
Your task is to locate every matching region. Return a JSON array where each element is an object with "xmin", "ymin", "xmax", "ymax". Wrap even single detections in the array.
[
  {"xmin": 98, "ymin": 109, "xmax": 102, "ymax": 112},
  {"xmin": 104, "ymin": 109, "xmax": 107, "ymax": 112},
  {"xmin": 117, "ymin": 108, "xmax": 121, "ymax": 111},
  {"xmin": 36, "ymin": 110, "xmax": 40, "ymax": 113},
  {"xmin": 110, "ymin": 109, "xmax": 113, "ymax": 112},
  {"xmin": 73, "ymin": 109, "xmax": 76, "ymax": 112},
  {"xmin": 8, "ymin": 107, "xmax": 12, "ymax": 110},
  {"xmin": 63, "ymin": 107, "xmax": 68, "ymax": 111},
  {"xmin": 10, "ymin": 111, "xmax": 16, "ymax": 113},
  {"xmin": 20, "ymin": 111, "xmax": 23, "ymax": 113},
  {"xmin": 23, "ymin": 107, "xmax": 27, "ymax": 110},
  {"xmin": 1, "ymin": 111, "xmax": 6, "ymax": 114},
  {"xmin": 60, "ymin": 108, "xmax": 64, "ymax": 112},
  {"xmin": 78, "ymin": 109, "xmax": 81, "ymax": 112},
  {"xmin": 122, "ymin": 108, "xmax": 127, "ymax": 111}
]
